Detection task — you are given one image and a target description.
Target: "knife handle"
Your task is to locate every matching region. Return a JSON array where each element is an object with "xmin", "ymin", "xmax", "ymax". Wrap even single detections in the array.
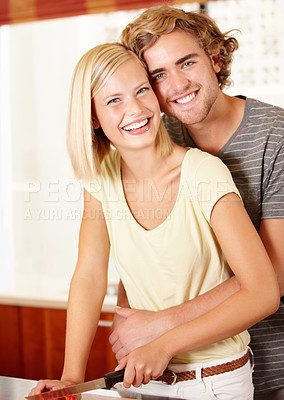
[{"xmin": 104, "ymin": 369, "xmax": 125, "ymax": 388}]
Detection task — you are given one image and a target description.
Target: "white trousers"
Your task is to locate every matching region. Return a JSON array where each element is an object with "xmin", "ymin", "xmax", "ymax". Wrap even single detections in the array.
[{"xmin": 116, "ymin": 349, "xmax": 254, "ymax": 400}]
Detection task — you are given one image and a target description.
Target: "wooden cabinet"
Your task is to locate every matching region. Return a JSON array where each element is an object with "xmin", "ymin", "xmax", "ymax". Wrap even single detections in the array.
[
  {"xmin": 0, "ymin": 305, "xmax": 21, "ymax": 377},
  {"xmin": 0, "ymin": 305, "xmax": 116, "ymax": 380}
]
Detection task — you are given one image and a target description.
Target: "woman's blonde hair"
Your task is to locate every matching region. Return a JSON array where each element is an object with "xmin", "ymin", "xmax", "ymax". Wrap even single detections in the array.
[
  {"xmin": 67, "ymin": 42, "xmax": 173, "ymax": 180},
  {"xmin": 121, "ymin": 5, "xmax": 239, "ymax": 90}
]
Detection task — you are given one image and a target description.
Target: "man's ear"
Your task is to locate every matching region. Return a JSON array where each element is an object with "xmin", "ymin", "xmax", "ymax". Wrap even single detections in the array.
[
  {"xmin": 211, "ymin": 54, "xmax": 222, "ymax": 74},
  {"xmin": 92, "ymin": 117, "xmax": 100, "ymax": 129}
]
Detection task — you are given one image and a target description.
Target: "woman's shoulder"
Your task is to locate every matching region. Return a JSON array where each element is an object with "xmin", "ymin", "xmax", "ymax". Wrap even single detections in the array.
[
  {"xmin": 182, "ymin": 147, "xmax": 235, "ymax": 189},
  {"xmin": 183, "ymin": 147, "xmax": 224, "ymax": 171}
]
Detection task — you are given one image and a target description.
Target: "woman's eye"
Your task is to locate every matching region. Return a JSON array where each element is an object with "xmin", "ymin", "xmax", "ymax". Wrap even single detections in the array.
[
  {"xmin": 107, "ymin": 98, "xmax": 119, "ymax": 105},
  {"xmin": 137, "ymin": 87, "xmax": 149, "ymax": 94}
]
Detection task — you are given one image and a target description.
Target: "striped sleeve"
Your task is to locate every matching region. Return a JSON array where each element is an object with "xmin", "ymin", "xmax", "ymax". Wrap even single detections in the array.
[{"xmin": 262, "ymin": 134, "xmax": 284, "ymax": 219}]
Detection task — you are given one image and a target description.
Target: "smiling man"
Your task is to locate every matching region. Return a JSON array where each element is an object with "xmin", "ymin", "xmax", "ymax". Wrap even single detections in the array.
[{"xmin": 109, "ymin": 5, "xmax": 284, "ymax": 400}]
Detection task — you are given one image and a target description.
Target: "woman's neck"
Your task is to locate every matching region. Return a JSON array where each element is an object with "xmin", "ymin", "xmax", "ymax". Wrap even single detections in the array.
[
  {"xmin": 119, "ymin": 144, "xmax": 187, "ymax": 231},
  {"xmin": 120, "ymin": 146, "xmax": 168, "ymax": 182}
]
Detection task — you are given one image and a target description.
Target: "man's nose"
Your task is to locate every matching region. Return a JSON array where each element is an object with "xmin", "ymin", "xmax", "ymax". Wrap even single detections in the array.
[{"xmin": 169, "ymin": 70, "xmax": 189, "ymax": 91}]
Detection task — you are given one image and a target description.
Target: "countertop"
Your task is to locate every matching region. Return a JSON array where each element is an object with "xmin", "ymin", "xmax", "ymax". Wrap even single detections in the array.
[
  {"xmin": 0, "ymin": 274, "xmax": 117, "ymax": 313},
  {"xmin": 0, "ymin": 376, "xmax": 123, "ymax": 399},
  {"xmin": 0, "ymin": 376, "xmax": 176, "ymax": 400},
  {"xmin": 0, "ymin": 376, "xmax": 36, "ymax": 400},
  {"xmin": 0, "ymin": 376, "xmax": 122, "ymax": 400}
]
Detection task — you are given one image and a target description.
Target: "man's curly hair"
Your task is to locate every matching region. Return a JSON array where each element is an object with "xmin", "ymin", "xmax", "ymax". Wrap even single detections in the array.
[{"xmin": 121, "ymin": 5, "xmax": 239, "ymax": 90}]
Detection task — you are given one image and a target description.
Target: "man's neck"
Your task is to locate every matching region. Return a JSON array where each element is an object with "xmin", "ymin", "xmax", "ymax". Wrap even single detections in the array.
[{"xmin": 185, "ymin": 94, "xmax": 246, "ymax": 155}]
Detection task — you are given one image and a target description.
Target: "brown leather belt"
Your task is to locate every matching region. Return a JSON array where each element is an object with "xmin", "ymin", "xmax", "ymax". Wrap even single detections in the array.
[{"xmin": 157, "ymin": 351, "xmax": 250, "ymax": 384}]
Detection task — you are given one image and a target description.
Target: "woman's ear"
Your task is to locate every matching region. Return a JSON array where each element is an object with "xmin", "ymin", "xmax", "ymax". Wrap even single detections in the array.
[{"xmin": 92, "ymin": 117, "xmax": 100, "ymax": 129}]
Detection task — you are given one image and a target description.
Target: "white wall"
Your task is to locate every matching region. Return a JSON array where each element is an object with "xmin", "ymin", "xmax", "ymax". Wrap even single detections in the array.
[
  {"xmin": 0, "ymin": 26, "xmax": 13, "ymax": 292},
  {"xmin": 2, "ymin": 7, "xmax": 201, "ymax": 291},
  {"xmin": 209, "ymin": 0, "xmax": 284, "ymax": 107},
  {"xmin": 0, "ymin": 0, "xmax": 283, "ymax": 293}
]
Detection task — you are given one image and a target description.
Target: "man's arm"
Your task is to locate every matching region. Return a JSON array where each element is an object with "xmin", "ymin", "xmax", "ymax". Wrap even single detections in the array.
[
  {"xmin": 114, "ymin": 193, "xmax": 279, "ymax": 388},
  {"xmin": 110, "ymin": 275, "xmax": 240, "ymax": 360},
  {"xmin": 259, "ymin": 218, "xmax": 284, "ymax": 296},
  {"xmin": 110, "ymin": 218, "xmax": 284, "ymax": 360}
]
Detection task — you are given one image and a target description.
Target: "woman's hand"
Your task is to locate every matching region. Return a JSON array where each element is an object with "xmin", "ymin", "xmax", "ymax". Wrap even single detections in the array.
[
  {"xmin": 115, "ymin": 339, "xmax": 172, "ymax": 388},
  {"xmin": 28, "ymin": 379, "xmax": 76, "ymax": 396}
]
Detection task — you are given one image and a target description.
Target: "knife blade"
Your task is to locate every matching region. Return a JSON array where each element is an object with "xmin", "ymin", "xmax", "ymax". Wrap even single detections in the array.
[{"xmin": 25, "ymin": 369, "xmax": 125, "ymax": 400}]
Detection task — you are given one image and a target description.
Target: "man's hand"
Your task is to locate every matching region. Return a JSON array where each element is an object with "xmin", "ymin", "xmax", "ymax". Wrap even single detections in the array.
[{"xmin": 109, "ymin": 307, "xmax": 169, "ymax": 361}]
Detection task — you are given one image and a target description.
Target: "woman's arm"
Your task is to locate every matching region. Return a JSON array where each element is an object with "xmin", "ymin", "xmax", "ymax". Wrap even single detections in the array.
[
  {"xmin": 116, "ymin": 193, "xmax": 280, "ymax": 388},
  {"xmin": 29, "ymin": 189, "xmax": 110, "ymax": 395}
]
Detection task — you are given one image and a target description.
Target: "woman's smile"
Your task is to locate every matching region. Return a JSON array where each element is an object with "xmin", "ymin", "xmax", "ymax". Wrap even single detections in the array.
[
  {"xmin": 122, "ymin": 117, "xmax": 151, "ymax": 135},
  {"xmin": 93, "ymin": 58, "xmax": 160, "ymax": 151}
]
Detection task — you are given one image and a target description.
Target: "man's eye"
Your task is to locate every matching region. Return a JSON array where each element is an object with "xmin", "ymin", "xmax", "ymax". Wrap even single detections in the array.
[
  {"xmin": 107, "ymin": 98, "xmax": 119, "ymax": 104},
  {"xmin": 153, "ymin": 73, "xmax": 164, "ymax": 81},
  {"xmin": 183, "ymin": 61, "xmax": 193, "ymax": 68}
]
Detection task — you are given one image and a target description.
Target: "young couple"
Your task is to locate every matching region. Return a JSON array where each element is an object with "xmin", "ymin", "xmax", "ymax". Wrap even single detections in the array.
[{"xmin": 30, "ymin": 5, "xmax": 284, "ymax": 400}]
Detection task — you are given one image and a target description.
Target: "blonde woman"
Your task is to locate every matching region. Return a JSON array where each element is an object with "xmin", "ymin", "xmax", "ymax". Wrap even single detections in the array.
[{"xmin": 30, "ymin": 43, "xmax": 279, "ymax": 400}]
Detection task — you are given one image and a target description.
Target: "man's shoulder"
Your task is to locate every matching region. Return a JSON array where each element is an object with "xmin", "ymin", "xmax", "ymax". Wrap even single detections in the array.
[
  {"xmin": 162, "ymin": 113, "xmax": 182, "ymax": 125},
  {"xmin": 245, "ymin": 97, "xmax": 284, "ymax": 121},
  {"xmin": 233, "ymin": 97, "xmax": 284, "ymax": 146},
  {"xmin": 162, "ymin": 113, "xmax": 184, "ymax": 134},
  {"xmin": 162, "ymin": 114, "xmax": 193, "ymax": 147}
]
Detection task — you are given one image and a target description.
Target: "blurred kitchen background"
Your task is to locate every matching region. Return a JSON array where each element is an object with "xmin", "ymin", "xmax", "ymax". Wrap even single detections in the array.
[
  {"xmin": 0, "ymin": 0, "xmax": 284, "ymax": 382},
  {"xmin": 0, "ymin": 0, "xmax": 284, "ymax": 305}
]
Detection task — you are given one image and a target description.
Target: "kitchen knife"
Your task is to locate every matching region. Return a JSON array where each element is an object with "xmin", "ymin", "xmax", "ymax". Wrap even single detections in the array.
[{"xmin": 25, "ymin": 369, "xmax": 125, "ymax": 400}]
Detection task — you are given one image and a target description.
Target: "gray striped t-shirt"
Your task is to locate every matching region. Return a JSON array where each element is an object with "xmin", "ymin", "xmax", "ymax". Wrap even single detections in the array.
[{"xmin": 163, "ymin": 97, "xmax": 284, "ymax": 392}]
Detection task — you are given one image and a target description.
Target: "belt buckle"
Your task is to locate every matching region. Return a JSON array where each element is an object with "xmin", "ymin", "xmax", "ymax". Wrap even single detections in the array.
[{"xmin": 170, "ymin": 371, "xmax": 177, "ymax": 385}]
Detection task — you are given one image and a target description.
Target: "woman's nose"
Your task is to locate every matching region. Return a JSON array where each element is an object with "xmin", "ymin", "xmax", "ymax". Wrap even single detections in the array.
[{"xmin": 127, "ymin": 98, "xmax": 144, "ymax": 115}]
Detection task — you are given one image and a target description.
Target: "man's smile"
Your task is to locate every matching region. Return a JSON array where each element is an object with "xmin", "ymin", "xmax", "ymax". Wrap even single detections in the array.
[{"xmin": 172, "ymin": 90, "xmax": 198, "ymax": 105}]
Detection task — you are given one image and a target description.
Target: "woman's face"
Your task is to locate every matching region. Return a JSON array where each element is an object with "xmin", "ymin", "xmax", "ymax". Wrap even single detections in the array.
[{"xmin": 92, "ymin": 58, "xmax": 161, "ymax": 154}]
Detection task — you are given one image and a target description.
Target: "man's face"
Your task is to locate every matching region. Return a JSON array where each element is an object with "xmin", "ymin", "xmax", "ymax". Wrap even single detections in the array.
[{"xmin": 143, "ymin": 30, "xmax": 222, "ymax": 127}]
